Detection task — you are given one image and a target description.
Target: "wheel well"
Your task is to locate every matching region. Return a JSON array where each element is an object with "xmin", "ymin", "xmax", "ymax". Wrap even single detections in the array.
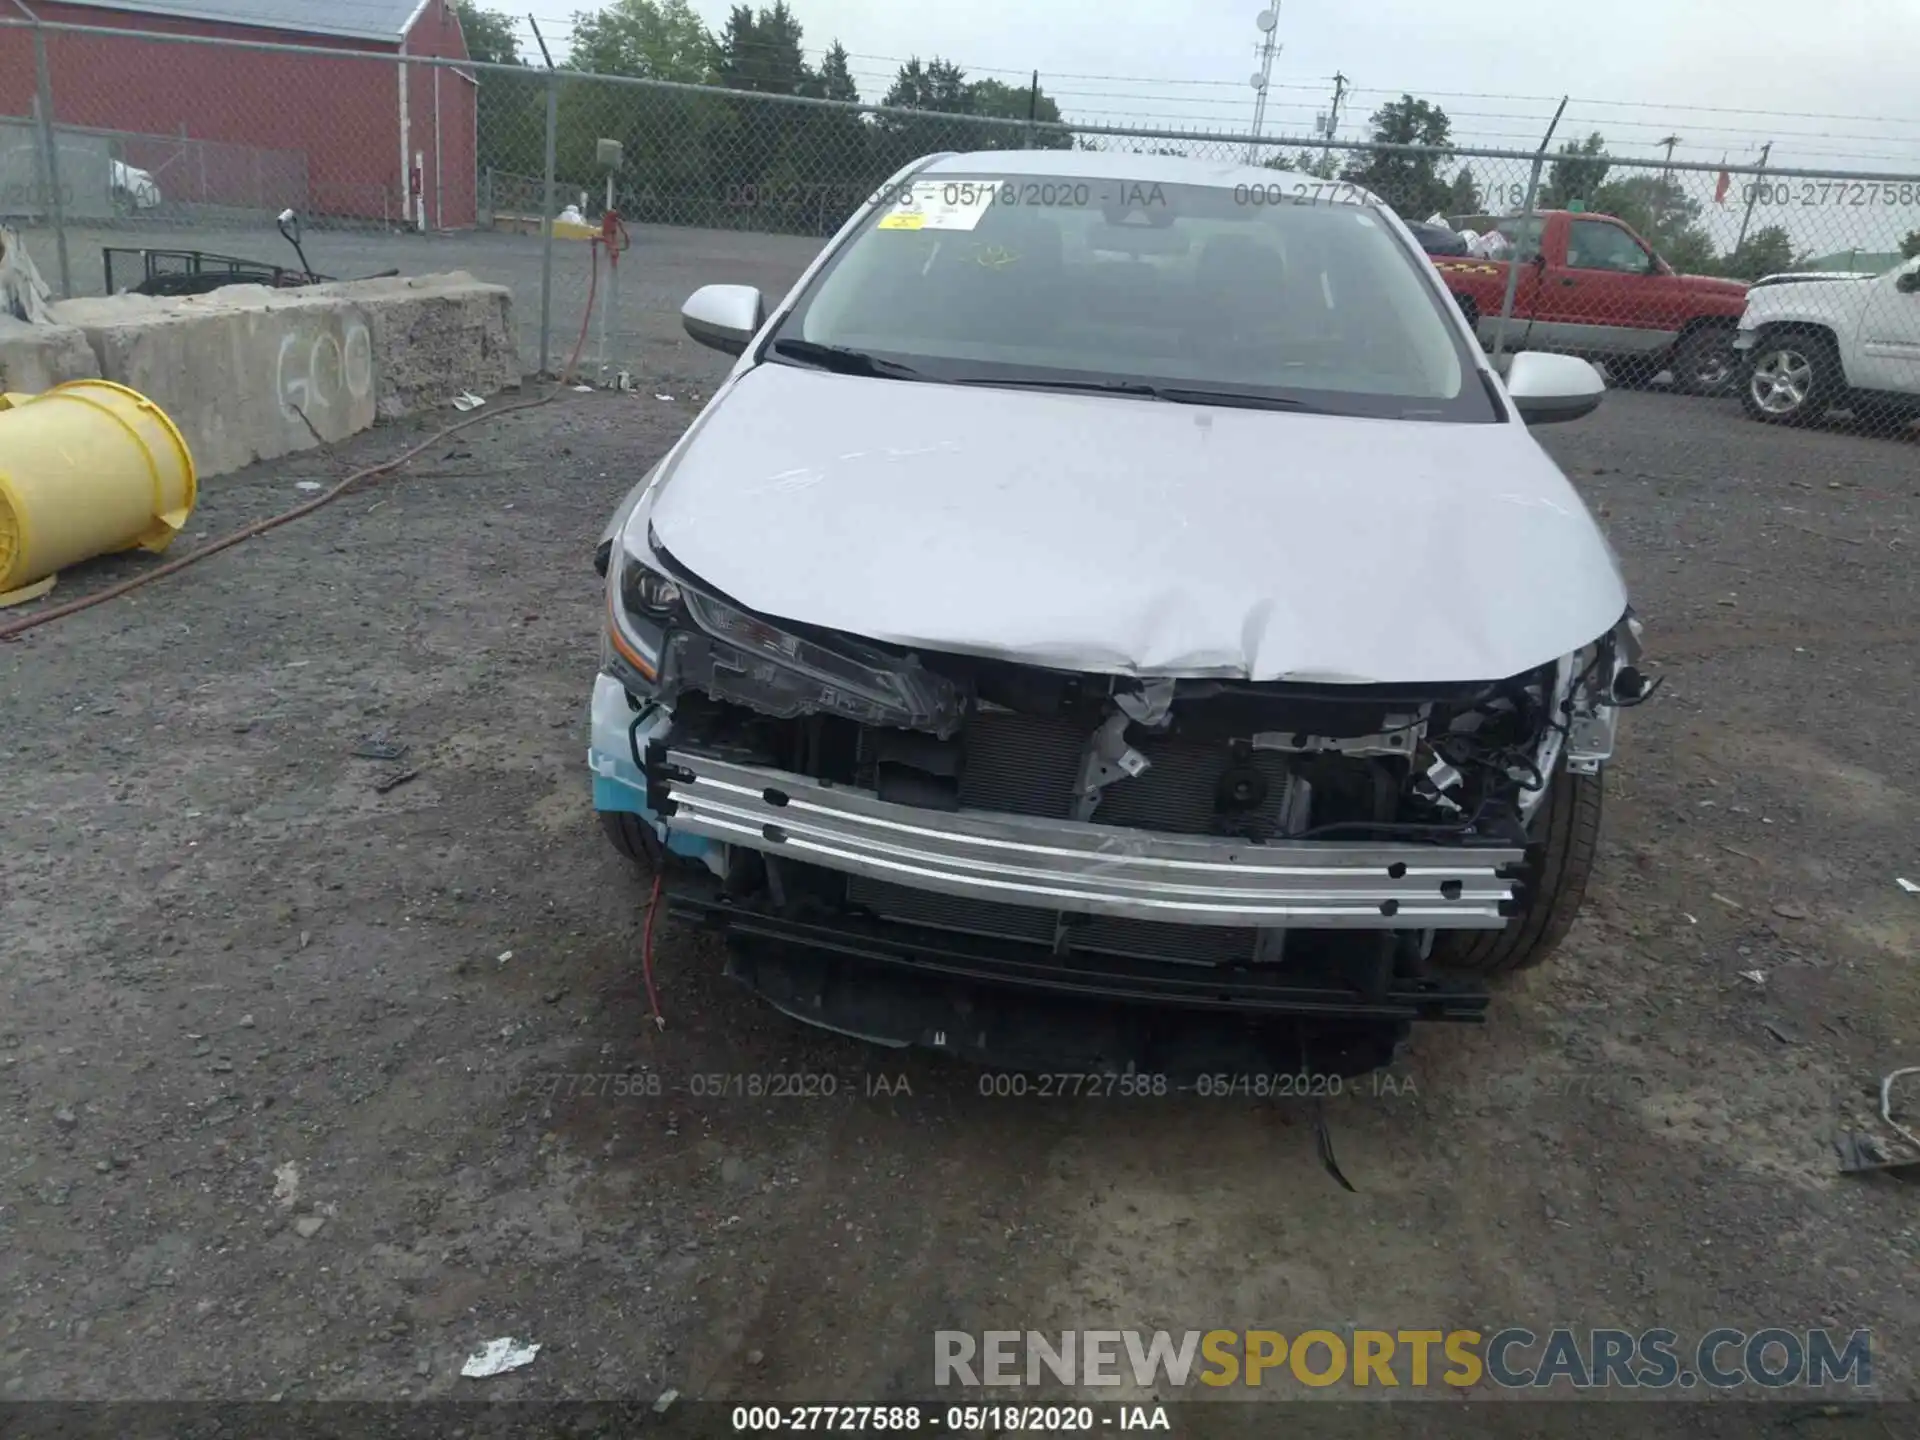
[
  {"xmin": 1749, "ymin": 320, "xmax": 1839, "ymax": 352},
  {"xmin": 1676, "ymin": 315, "xmax": 1736, "ymax": 341}
]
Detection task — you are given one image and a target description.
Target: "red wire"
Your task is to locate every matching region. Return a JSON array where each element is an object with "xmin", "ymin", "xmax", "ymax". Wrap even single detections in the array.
[
  {"xmin": 641, "ymin": 869, "xmax": 665, "ymax": 1029},
  {"xmin": 558, "ymin": 237, "xmax": 600, "ymax": 387}
]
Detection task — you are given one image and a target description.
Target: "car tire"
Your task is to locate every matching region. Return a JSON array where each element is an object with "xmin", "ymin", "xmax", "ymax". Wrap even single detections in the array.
[
  {"xmin": 1606, "ymin": 355, "xmax": 1661, "ymax": 389},
  {"xmin": 1430, "ymin": 764, "xmax": 1603, "ymax": 979},
  {"xmin": 600, "ymin": 810, "xmax": 665, "ymax": 869},
  {"xmin": 1741, "ymin": 330, "xmax": 1840, "ymax": 425},
  {"xmin": 1671, "ymin": 325, "xmax": 1739, "ymax": 396}
]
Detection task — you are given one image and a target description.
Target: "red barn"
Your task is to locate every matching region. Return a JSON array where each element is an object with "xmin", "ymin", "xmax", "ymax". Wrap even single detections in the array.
[{"xmin": 3, "ymin": 0, "xmax": 477, "ymax": 228}]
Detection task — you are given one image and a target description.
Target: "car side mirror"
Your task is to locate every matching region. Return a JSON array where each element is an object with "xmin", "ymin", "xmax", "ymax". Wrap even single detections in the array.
[
  {"xmin": 1503, "ymin": 351, "xmax": 1605, "ymax": 425},
  {"xmin": 1898, "ymin": 271, "xmax": 1920, "ymax": 294},
  {"xmin": 681, "ymin": 284, "xmax": 765, "ymax": 356}
]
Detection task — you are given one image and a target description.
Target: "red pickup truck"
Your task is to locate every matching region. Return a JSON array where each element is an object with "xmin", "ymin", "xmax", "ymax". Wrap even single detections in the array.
[{"xmin": 1433, "ymin": 210, "xmax": 1750, "ymax": 395}]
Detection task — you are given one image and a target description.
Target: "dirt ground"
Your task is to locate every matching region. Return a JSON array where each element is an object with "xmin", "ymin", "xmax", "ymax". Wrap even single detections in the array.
[{"xmin": 3, "ymin": 365, "xmax": 1919, "ymax": 1427}]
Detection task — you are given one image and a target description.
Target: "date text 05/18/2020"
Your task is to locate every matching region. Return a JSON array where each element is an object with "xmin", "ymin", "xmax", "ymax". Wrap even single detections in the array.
[{"xmin": 729, "ymin": 1403, "xmax": 1171, "ymax": 1432}]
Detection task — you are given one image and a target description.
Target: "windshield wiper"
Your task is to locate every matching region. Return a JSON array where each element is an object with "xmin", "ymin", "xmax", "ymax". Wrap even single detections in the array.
[
  {"xmin": 950, "ymin": 375, "xmax": 1321, "ymax": 412},
  {"xmin": 768, "ymin": 339, "xmax": 928, "ymax": 380},
  {"xmin": 947, "ymin": 376, "xmax": 1162, "ymax": 398},
  {"xmin": 1149, "ymin": 386, "xmax": 1321, "ymax": 412}
]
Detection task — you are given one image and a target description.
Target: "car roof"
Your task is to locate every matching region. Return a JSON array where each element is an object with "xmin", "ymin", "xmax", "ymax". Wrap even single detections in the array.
[{"xmin": 918, "ymin": 149, "xmax": 1385, "ymax": 205}]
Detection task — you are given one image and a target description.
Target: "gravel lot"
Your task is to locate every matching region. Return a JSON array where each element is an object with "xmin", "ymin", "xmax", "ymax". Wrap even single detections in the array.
[{"xmin": 3, "ymin": 312, "xmax": 1920, "ymax": 1429}]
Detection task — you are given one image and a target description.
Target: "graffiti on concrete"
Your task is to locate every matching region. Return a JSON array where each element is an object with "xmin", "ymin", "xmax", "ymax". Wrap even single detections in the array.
[{"xmin": 276, "ymin": 319, "xmax": 373, "ymax": 427}]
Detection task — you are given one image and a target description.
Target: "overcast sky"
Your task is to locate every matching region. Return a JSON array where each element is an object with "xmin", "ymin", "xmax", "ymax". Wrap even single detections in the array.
[{"xmin": 520, "ymin": 0, "xmax": 1920, "ymax": 252}]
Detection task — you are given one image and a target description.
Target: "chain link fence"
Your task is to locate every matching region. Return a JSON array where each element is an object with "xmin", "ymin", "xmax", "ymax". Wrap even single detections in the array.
[{"xmin": 4, "ymin": 16, "xmax": 1918, "ymax": 435}]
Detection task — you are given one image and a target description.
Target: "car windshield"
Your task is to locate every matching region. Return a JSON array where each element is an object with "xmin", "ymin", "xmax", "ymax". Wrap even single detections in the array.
[{"xmin": 769, "ymin": 172, "xmax": 1496, "ymax": 422}]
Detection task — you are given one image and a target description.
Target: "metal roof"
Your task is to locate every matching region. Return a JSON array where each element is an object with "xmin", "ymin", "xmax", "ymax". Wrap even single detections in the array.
[{"xmin": 59, "ymin": 0, "xmax": 430, "ymax": 43}]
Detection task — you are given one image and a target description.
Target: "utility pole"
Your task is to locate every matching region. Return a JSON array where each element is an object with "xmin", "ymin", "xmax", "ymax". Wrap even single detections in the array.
[
  {"xmin": 1734, "ymin": 140, "xmax": 1772, "ymax": 252},
  {"xmin": 1319, "ymin": 70, "xmax": 1346, "ymax": 172},
  {"xmin": 1655, "ymin": 133, "xmax": 1681, "ymax": 236},
  {"xmin": 1245, "ymin": 6, "xmax": 1279, "ymax": 165},
  {"xmin": 531, "ymin": 15, "xmax": 558, "ymax": 378}
]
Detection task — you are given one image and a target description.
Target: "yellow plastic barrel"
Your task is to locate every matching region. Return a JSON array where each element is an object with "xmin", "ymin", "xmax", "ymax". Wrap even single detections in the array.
[{"xmin": 0, "ymin": 379, "xmax": 196, "ymax": 603}]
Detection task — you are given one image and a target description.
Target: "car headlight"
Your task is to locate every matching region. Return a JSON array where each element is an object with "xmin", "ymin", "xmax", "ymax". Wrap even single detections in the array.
[
  {"xmin": 605, "ymin": 541, "xmax": 966, "ymax": 735},
  {"xmin": 605, "ymin": 545, "xmax": 674, "ymax": 689},
  {"xmin": 675, "ymin": 587, "xmax": 967, "ymax": 735},
  {"xmin": 622, "ymin": 558, "xmax": 682, "ymax": 619}
]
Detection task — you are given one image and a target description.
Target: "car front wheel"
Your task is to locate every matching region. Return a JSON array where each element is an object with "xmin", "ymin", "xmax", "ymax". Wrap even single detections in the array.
[
  {"xmin": 1672, "ymin": 325, "xmax": 1739, "ymax": 396},
  {"xmin": 1741, "ymin": 332, "xmax": 1839, "ymax": 424},
  {"xmin": 1430, "ymin": 764, "xmax": 1603, "ymax": 978},
  {"xmin": 600, "ymin": 810, "xmax": 665, "ymax": 869}
]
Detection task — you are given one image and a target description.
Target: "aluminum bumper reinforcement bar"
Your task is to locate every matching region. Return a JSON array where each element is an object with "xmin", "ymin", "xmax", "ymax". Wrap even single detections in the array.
[{"xmin": 649, "ymin": 746, "xmax": 1526, "ymax": 930}]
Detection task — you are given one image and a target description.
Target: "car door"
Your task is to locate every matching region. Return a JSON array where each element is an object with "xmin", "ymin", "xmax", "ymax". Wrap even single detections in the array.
[
  {"xmin": 1536, "ymin": 218, "xmax": 1673, "ymax": 358},
  {"xmin": 1458, "ymin": 215, "xmax": 1547, "ymax": 348},
  {"xmin": 1849, "ymin": 257, "xmax": 1920, "ymax": 394}
]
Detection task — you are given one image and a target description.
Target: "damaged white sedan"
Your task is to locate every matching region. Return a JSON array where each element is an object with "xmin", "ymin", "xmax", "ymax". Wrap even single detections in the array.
[{"xmin": 588, "ymin": 151, "xmax": 1648, "ymax": 1073}]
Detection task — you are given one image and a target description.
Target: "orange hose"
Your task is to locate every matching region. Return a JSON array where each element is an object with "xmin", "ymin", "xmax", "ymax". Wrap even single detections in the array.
[{"xmin": 559, "ymin": 236, "xmax": 601, "ymax": 389}]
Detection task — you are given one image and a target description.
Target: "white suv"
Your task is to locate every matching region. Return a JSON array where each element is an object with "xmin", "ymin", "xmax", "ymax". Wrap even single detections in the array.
[{"xmin": 1733, "ymin": 255, "xmax": 1920, "ymax": 426}]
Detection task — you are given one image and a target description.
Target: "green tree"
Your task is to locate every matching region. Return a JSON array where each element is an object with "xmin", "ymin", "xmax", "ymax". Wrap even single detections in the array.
[
  {"xmin": 454, "ymin": 2, "xmax": 519, "ymax": 64},
  {"xmin": 1445, "ymin": 165, "xmax": 1481, "ymax": 217},
  {"xmin": 558, "ymin": 0, "xmax": 720, "ymax": 226},
  {"xmin": 1902, "ymin": 229, "xmax": 1920, "ymax": 260},
  {"xmin": 796, "ymin": 39, "xmax": 871, "ymax": 232},
  {"xmin": 703, "ymin": 3, "xmax": 819, "ymax": 228},
  {"xmin": 1720, "ymin": 225, "xmax": 1799, "ymax": 281},
  {"xmin": 1540, "ymin": 132, "xmax": 1608, "ymax": 210},
  {"xmin": 713, "ymin": 1, "xmax": 810, "ymax": 94},
  {"xmin": 875, "ymin": 57, "xmax": 978, "ymax": 170},
  {"xmin": 1591, "ymin": 173, "xmax": 1716, "ymax": 273},
  {"xmin": 1270, "ymin": 149, "xmax": 1337, "ymax": 178},
  {"xmin": 569, "ymin": 0, "xmax": 713, "ymax": 81},
  {"xmin": 1341, "ymin": 96, "xmax": 1454, "ymax": 218},
  {"xmin": 966, "ymin": 77, "xmax": 1071, "ymax": 149},
  {"xmin": 457, "ymin": 3, "xmax": 546, "ymax": 183},
  {"xmin": 884, "ymin": 57, "xmax": 973, "ymax": 113},
  {"xmin": 816, "ymin": 41, "xmax": 859, "ymax": 103}
]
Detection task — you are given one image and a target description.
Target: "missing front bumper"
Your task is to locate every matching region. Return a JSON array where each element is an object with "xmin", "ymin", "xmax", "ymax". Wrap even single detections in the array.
[
  {"xmin": 648, "ymin": 746, "xmax": 1527, "ymax": 929},
  {"xmin": 674, "ymin": 895, "xmax": 1487, "ymax": 1075}
]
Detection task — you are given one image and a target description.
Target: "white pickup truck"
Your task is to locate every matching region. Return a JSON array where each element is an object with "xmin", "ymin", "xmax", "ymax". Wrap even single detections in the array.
[{"xmin": 1733, "ymin": 255, "xmax": 1920, "ymax": 425}]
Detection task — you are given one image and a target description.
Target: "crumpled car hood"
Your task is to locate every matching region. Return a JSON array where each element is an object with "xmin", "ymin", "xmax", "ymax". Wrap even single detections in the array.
[{"xmin": 644, "ymin": 363, "xmax": 1627, "ymax": 684}]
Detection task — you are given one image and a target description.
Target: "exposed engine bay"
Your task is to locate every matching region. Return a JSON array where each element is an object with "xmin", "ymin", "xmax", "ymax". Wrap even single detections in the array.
[{"xmin": 598, "ymin": 534, "xmax": 1645, "ymax": 1006}]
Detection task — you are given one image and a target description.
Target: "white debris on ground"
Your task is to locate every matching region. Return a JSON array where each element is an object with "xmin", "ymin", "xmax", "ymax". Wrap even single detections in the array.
[{"xmin": 461, "ymin": 1337, "xmax": 541, "ymax": 1377}]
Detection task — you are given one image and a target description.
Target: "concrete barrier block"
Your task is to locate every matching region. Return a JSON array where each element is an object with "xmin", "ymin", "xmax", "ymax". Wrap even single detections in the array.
[
  {"xmin": 46, "ymin": 272, "xmax": 517, "ymax": 478},
  {"xmin": 0, "ymin": 316, "xmax": 102, "ymax": 394},
  {"xmin": 52, "ymin": 286, "xmax": 379, "ymax": 478},
  {"xmin": 309, "ymin": 272, "xmax": 518, "ymax": 420}
]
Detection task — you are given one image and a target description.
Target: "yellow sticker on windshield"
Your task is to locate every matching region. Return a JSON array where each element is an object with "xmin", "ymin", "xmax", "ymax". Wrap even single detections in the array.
[{"xmin": 880, "ymin": 180, "xmax": 994, "ymax": 232}]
